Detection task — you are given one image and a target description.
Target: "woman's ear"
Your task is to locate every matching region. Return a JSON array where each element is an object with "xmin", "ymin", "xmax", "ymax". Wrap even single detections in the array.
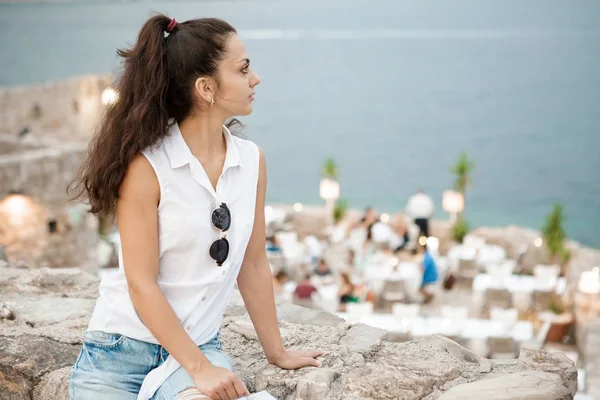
[{"xmin": 194, "ymin": 76, "xmax": 215, "ymax": 105}]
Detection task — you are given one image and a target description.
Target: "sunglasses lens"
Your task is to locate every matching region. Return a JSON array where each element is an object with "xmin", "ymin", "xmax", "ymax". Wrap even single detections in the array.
[
  {"xmin": 210, "ymin": 238, "xmax": 229, "ymax": 266},
  {"xmin": 212, "ymin": 205, "xmax": 231, "ymax": 231}
]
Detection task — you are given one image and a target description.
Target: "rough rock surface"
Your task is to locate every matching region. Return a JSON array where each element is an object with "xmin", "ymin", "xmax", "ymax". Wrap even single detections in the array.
[{"xmin": 0, "ymin": 266, "xmax": 577, "ymax": 399}]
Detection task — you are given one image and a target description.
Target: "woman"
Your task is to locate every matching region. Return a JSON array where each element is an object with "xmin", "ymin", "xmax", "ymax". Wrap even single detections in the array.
[{"xmin": 68, "ymin": 14, "xmax": 323, "ymax": 400}]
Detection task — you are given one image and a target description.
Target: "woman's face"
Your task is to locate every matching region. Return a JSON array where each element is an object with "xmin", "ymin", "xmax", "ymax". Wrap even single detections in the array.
[{"xmin": 214, "ymin": 33, "xmax": 260, "ymax": 117}]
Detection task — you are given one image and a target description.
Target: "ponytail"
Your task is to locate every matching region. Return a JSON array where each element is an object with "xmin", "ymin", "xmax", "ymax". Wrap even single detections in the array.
[{"xmin": 69, "ymin": 14, "xmax": 237, "ymax": 218}]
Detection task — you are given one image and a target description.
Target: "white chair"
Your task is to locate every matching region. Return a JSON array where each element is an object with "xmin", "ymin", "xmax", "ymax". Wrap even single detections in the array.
[
  {"xmin": 532, "ymin": 289, "xmax": 554, "ymax": 312},
  {"xmin": 512, "ymin": 291, "xmax": 531, "ymax": 313},
  {"xmin": 483, "ymin": 288, "xmax": 512, "ymax": 311},
  {"xmin": 311, "ymin": 291, "xmax": 339, "ymax": 314},
  {"xmin": 346, "ymin": 302, "xmax": 374, "ymax": 319},
  {"xmin": 463, "ymin": 235, "xmax": 486, "ymax": 249},
  {"xmin": 490, "ymin": 307, "xmax": 519, "ymax": 326},
  {"xmin": 457, "ymin": 258, "xmax": 478, "ymax": 288},
  {"xmin": 381, "ymin": 279, "xmax": 407, "ymax": 302},
  {"xmin": 534, "ymin": 264, "xmax": 560, "ymax": 289},
  {"xmin": 276, "ymin": 231, "xmax": 305, "ymax": 267},
  {"xmin": 440, "ymin": 305, "xmax": 468, "ymax": 320},
  {"xmin": 534, "ymin": 264, "xmax": 560, "ymax": 278},
  {"xmin": 487, "ymin": 260, "xmax": 516, "ymax": 278},
  {"xmin": 392, "ymin": 303, "xmax": 420, "ymax": 319},
  {"xmin": 521, "ymin": 320, "xmax": 551, "ymax": 350}
]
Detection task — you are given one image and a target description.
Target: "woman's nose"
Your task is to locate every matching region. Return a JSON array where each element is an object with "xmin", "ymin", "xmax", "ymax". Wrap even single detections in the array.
[{"xmin": 251, "ymin": 71, "xmax": 261, "ymax": 86}]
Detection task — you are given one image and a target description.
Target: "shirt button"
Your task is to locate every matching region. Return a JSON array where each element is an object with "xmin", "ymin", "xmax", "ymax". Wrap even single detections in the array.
[
  {"xmin": 211, "ymin": 202, "xmax": 217, "ymax": 208},
  {"xmin": 222, "ymin": 270, "xmax": 227, "ymax": 276},
  {"xmin": 186, "ymin": 325, "xmax": 191, "ymax": 331},
  {"xmin": 202, "ymin": 296, "xmax": 207, "ymax": 302}
]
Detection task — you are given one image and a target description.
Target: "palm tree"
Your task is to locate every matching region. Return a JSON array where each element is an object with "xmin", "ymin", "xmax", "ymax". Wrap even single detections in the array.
[
  {"xmin": 322, "ymin": 157, "xmax": 339, "ymax": 180},
  {"xmin": 450, "ymin": 152, "xmax": 475, "ymax": 217},
  {"xmin": 320, "ymin": 158, "xmax": 340, "ymax": 224},
  {"xmin": 542, "ymin": 203, "xmax": 570, "ymax": 265}
]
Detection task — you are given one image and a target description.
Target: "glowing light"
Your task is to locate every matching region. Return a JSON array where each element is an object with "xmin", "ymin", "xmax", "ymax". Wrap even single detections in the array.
[
  {"xmin": 380, "ymin": 213, "xmax": 390, "ymax": 223},
  {"xmin": 390, "ymin": 257, "xmax": 399, "ymax": 267},
  {"xmin": 293, "ymin": 203, "xmax": 303, "ymax": 212},
  {"xmin": 578, "ymin": 267, "xmax": 600, "ymax": 294},
  {"xmin": 442, "ymin": 190, "xmax": 464, "ymax": 213},
  {"xmin": 418, "ymin": 236, "xmax": 427, "ymax": 246},
  {"xmin": 0, "ymin": 193, "xmax": 35, "ymax": 226},
  {"xmin": 319, "ymin": 178, "xmax": 340, "ymax": 201},
  {"xmin": 426, "ymin": 236, "xmax": 439, "ymax": 252},
  {"xmin": 534, "ymin": 238, "xmax": 543, "ymax": 248},
  {"xmin": 101, "ymin": 87, "xmax": 118, "ymax": 106}
]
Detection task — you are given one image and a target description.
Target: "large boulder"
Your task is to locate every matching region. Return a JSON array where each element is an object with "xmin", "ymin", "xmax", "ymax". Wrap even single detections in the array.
[{"xmin": 0, "ymin": 266, "xmax": 577, "ymax": 399}]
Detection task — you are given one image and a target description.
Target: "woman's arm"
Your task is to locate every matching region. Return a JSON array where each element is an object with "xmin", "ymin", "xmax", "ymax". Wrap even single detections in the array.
[
  {"xmin": 237, "ymin": 147, "xmax": 324, "ymax": 368},
  {"xmin": 236, "ymin": 148, "xmax": 284, "ymax": 362},
  {"xmin": 118, "ymin": 155, "xmax": 247, "ymax": 399}
]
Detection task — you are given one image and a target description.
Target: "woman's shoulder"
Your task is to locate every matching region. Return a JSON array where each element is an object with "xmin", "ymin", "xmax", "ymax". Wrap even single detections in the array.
[
  {"xmin": 231, "ymin": 135, "xmax": 261, "ymax": 164},
  {"xmin": 120, "ymin": 154, "xmax": 160, "ymax": 201},
  {"xmin": 231, "ymin": 134, "xmax": 259, "ymax": 151}
]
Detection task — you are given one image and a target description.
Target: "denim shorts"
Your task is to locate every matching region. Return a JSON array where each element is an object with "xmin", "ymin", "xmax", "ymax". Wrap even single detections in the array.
[{"xmin": 69, "ymin": 330, "xmax": 232, "ymax": 400}]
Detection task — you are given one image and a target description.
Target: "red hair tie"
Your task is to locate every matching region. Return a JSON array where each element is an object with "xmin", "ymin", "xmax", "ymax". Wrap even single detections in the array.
[{"xmin": 166, "ymin": 18, "xmax": 178, "ymax": 33}]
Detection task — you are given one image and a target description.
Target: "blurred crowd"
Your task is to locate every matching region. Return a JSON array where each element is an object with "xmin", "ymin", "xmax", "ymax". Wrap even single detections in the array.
[{"xmin": 265, "ymin": 190, "xmax": 444, "ymax": 312}]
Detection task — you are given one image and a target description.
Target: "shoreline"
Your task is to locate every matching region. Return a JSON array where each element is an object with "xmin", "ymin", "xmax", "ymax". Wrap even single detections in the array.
[{"xmin": 269, "ymin": 203, "xmax": 599, "ymax": 251}]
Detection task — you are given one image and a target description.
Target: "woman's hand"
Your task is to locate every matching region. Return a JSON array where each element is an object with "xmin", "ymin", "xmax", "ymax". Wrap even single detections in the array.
[
  {"xmin": 268, "ymin": 349, "xmax": 325, "ymax": 370},
  {"xmin": 191, "ymin": 363, "xmax": 249, "ymax": 400}
]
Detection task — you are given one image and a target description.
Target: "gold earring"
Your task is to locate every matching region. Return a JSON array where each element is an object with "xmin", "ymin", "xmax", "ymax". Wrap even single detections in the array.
[{"xmin": 210, "ymin": 97, "xmax": 215, "ymax": 106}]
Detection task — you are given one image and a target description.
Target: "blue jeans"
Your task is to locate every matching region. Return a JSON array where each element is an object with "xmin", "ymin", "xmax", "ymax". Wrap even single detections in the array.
[{"xmin": 69, "ymin": 330, "xmax": 232, "ymax": 399}]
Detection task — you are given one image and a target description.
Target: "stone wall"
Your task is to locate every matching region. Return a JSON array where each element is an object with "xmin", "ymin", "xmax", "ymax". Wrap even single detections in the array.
[
  {"xmin": 0, "ymin": 134, "xmax": 98, "ymax": 267},
  {"xmin": 583, "ymin": 320, "xmax": 600, "ymax": 399},
  {"xmin": 0, "ymin": 265, "xmax": 578, "ymax": 400},
  {"xmin": 0, "ymin": 75, "xmax": 111, "ymax": 142}
]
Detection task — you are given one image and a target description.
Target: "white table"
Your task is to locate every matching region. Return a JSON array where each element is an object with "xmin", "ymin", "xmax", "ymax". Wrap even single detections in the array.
[
  {"xmin": 336, "ymin": 313, "xmax": 533, "ymax": 342},
  {"xmin": 473, "ymin": 274, "xmax": 567, "ymax": 295},
  {"xmin": 363, "ymin": 262, "xmax": 421, "ymax": 299},
  {"xmin": 448, "ymin": 244, "xmax": 506, "ymax": 266}
]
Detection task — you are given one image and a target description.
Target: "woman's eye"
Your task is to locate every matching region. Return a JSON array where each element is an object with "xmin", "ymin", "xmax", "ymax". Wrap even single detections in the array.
[{"xmin": 242, "ymin": 66, "xmax": 249, "ymax": 74}]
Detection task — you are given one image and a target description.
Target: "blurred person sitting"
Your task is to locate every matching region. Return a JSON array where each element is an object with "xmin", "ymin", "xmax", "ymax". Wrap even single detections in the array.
[
  {"xmin": 293, "ymin": 273, "xmax": 318, "ymax": 302},
  {"xmin": 405, "ymin": 190, "xmax": 435, "ymax": 238},
  {"xmin": 370, "ymin": 243, "xmax": 397, "ymax": 273},
  {"xmin": 300, "ymin": 232, "xmax": 322, "ymax": 266},
  {"xmin": 347, "ymin": 207, "xmax": 379, "ymax": 243},
  {"xmin": 391, "ymin": 213, "xmax": 411, "ymax": 253},
  {"xmin": 272, "ymin": 270, "xmax": 290, "ymax": 301},
  {"xmin": 266, "ymin": 233, "xmax": 282, "ymax": 253},
  {"xmin": 312, "ymin": 258, "xmax": 335, "ymax": 286},
  {"xmin": 338, "ymin": 272, "xmax": 361, "ymax": 311},
  {"xmin": 347, "ymin": 207, "xmax": 380, "ymax": 275}
]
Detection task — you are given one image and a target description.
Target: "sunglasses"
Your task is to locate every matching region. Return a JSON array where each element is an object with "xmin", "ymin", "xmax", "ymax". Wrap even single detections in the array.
[{"xmin": 210, "ymin": 203, "xmax": 231, "ymax": 266}]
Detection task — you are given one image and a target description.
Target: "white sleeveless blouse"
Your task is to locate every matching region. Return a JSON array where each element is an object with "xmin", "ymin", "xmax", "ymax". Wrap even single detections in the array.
[{"xmin": 87, "ymin": 122, "xmax": 260, "ymax": 399}]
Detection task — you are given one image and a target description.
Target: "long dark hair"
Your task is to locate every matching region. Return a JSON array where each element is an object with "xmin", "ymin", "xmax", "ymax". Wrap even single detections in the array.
[{"xmin": 69, "ymin": 14, "xmax": 237, "ymax": 218}]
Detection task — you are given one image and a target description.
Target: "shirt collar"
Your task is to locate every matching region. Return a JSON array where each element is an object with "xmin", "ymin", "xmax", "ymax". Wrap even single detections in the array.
[{"xmin": 164, "ymin": 122, "xmax": 242, "ymax": 170}]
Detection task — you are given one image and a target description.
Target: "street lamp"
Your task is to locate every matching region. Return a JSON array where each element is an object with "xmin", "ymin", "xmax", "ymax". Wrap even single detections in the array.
[
  {"xmin": 319, "ymin": 178, "xmax": 339, "ymax": 224},
  {"xmin": 579, "ymin": 267, "xmax": 600, "ymax": 295},
  {"xmin": 442, "ymin": 190, "xmax": 464, "ymax": 223},
  {"xmin": 578, "ymin": 267, "xmax": 600, "ymax": 314}
]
